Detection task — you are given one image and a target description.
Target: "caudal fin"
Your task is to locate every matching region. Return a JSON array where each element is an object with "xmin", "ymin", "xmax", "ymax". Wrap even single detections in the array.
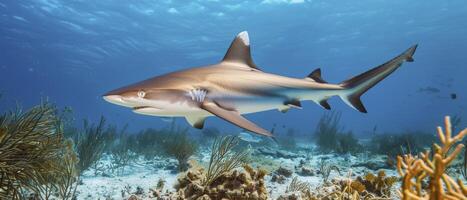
[{"xmin": 339, "ymin": 45, "xmax": 418, "ymax": 113}]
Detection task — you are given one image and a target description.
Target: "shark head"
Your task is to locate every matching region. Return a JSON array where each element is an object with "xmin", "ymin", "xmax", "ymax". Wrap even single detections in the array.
[{"xmin": 103, "ymin": 78, "xmax": 193, "ymax": 116}]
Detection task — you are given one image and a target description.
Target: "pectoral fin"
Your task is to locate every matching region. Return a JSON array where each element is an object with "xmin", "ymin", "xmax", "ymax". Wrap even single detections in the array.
[{"xmin": 201, "ymin": 101, "xmax": 273, "ymax": 137}]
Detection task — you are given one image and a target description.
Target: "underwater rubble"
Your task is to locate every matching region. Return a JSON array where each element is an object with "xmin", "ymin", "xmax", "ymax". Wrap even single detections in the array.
[{"xmin": 0, "ymin": 102, "xmax": 466, "ymax": 200}]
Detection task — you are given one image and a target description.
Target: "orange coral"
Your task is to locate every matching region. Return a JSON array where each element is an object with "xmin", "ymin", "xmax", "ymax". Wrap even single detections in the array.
[{"xmin": 397, "ymin": 116, "xmax": 467, "ymax": 200}]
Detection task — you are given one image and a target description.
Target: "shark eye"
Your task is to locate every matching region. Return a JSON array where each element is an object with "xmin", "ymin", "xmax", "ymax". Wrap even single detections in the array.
[{"xmin": 137, "ymin": 90, "xmax": 146, "ymax": 98}]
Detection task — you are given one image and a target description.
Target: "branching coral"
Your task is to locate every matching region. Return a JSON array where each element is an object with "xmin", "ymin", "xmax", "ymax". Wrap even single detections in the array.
[
  {"xmin": 0, "ymin": 103, "xmax": 79, "ymax": 199},
  {"xmin": 397, "ymin": 116, "xmax": 467, "ymax": 200},
  {"xmin": 286, "ymin": 176, "xmax": 311, "ymax": 194},
  {"xmin": 170, "ymin": 135, "xmax": 263, "ymax": 199},
  {"xmin": 319, "ymin": 159, "xmax": 341, "ymax": 183},
  {"xmin": 75, "ymin": 116, "xmax": 109, "ymax": 174},
  {"xmin": 202, "ymin": 135, "xmax": 250, "ymax": 186},
  {"xmin": 351, "ymin": 170, "xmax": 398, "ymax": 198},
  {"xmin": 174, "ymin": 164, "xmax": 268, "ymax": 200},
  {"xmin": 164, "ymin": 130, "xmax": 198, "ymax": 172}
]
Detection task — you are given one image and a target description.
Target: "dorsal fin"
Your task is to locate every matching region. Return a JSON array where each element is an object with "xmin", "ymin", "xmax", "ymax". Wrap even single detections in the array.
[
  {"xmin": 222, "ymin": 31, "xmax": 259, "ymax": 70},
  {"xmin": 306, "ymin": 68, "xmax": 327, "ymax": 83}
]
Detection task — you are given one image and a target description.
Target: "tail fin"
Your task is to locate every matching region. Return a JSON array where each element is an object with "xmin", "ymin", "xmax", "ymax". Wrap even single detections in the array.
[{"xmin": 339, "ymin": 45, "xmax": 418, "ymax": 113}]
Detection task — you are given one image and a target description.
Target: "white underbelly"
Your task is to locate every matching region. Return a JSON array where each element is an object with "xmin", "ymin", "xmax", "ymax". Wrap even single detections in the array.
[{"xmin": 134, "ymin": 95, "xmax": 284, "ymax": 117}]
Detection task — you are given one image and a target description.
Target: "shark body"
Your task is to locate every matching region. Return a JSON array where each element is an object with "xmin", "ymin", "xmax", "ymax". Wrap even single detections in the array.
[{"xmin": 104, "ymin": 31, "xmax": 417, "ymax": 137}]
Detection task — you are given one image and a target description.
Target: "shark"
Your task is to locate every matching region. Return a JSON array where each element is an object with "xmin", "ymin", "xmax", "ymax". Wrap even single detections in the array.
[{"xmin": 103, "ymin": 31, "xmax": 417, "ymax": 137}]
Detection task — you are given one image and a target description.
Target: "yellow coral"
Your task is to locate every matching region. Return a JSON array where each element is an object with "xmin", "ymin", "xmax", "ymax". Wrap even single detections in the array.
[{"xmin": 397, "ymin": 116, "xmax": 467, "ymax": 200}]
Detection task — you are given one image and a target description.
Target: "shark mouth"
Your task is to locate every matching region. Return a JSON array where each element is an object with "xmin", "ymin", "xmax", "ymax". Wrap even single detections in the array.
[{"xmin": 132, "ymin": 106, "xmax": 161, "ymax": 111}]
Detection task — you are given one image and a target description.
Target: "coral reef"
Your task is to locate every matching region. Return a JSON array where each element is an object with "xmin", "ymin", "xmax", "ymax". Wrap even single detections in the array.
[
  {"xmin": 397, "ymin": 116, "xmax": 467, "ymax": 199},
  {"xmin": 275, "ymin": 166, "xmax": 293, "ymax": 178},
  {"xmin": 174, "ymin": 164, "xmax": 268, "ymax": 200},
  {"xmin": 277, "ymin": 176, "xmax": 312, "ymax": 200},
  {"xmin": 0, "ymin": 103, "xmax": 78, "ymax": 199},
  {"xmin": 170, "ymin": 136, "xmax": 265, "ymax": 199},
  {"xmin": 202, "ymin": 135, "xmax": 250, "ymax": 186},
  {"xmin": 340, "ymin": 170, "xmax": 398, "ymax": 198}
]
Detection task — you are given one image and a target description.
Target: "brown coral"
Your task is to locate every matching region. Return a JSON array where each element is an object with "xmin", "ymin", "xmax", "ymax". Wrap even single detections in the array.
[
  {"xmin": 174, "ymin": 164, "xmax": 268, "ymax": 200},
  {"xmin": 357, "ymin": 170, "xmax": 398, "ymax": 197},
  {"xmin": 397, "ymin": 116, "xmax": 467, "ymax": 200},
  {"xmin": 0, "ymin": 104, "xmax": 79, "ymax": 199}
]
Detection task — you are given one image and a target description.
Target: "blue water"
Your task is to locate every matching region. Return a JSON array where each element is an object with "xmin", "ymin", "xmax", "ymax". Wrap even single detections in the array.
[{"xmin": 1, "ymin": 0, "xmax": 466, "ymax": 135}]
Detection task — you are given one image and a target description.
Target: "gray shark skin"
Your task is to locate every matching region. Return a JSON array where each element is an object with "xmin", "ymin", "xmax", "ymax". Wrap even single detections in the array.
[{"xmin": 103, "ymin": 31, "xmax": 417, "ymax": 137}]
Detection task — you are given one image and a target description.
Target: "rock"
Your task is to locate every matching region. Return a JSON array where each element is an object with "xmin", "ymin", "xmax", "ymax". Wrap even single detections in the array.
[
  {"xmin": 351, "ymin": 160, "xmax": 389, "ymax": 170},
  {"xmin": 271, "ymin": 174, "xmax": 286, "ymax": 184},
  {"xmin": 257, "ymin": 148, "xmax": 300, "ymax": 159},
  {"xmin": 257, "ymin": 147, "xmax": 276, "ymax": 157},
  {"xmin": 275, "ymin": 166, "xmax": 293, "ymax": 177},
  {"xmin": 277, "ymin": 192, "xmax": 301, "ymax": 200},
  {"xmin": 127, "ymin": 195, "xmax": 138, "ymax": 200},
  {"xmin": 297, "ymin": 166, "xmax": 314, "ymax": 176},
  {"xmin": 135, "ymin": 186, "xmax": 144, "ymax": 195},
  {"xmin": 276, "ymin": 150, "xmax": 299, "ymax": 159}
]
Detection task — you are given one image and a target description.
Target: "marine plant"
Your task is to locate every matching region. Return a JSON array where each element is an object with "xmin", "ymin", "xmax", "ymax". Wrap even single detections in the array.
[
  {"xmin": 276, "ymin": 128, "xmax": 298, "ymax": 150},
  {"xmin": 128, "ymin": 128, "xmax": 169, "ymax": 159},
  {"xmin": 0, "ymin": 103, "xmax": 79, "ymax": 199},
  {"xmin": 370, "ymin": 131, "xmax": 436, "ymax": 167},
  {"xmin": 286, "ymin": 176, "xmax": 311, "ymax": 194},
  {"xmin": 75, "ymin": 116, "xmax": 109, "ymax": 174},
  {"xmin": 314, "ymin": 111, "xmax": 341, "ymax": 152},
  {"xmin": 463, "ymin": 149, "xmax": 467, "ymax": 181},
  {"xmin": 108, "ymin": 131, "xmax": 138, "ymax": 174},
  {"xmin": 319, "ymin": 159, "xmax": 341, "ymax": 183},
  {"xmin": 397, "ymin": 116, "xmax": 467, "ymax": 199},
  {"xmin": 202, "ymin": 135, "xmax": 250, "ymax": 186},
  {"xmin": 314, "ymin": 112, "xmax": 362, "ymax": 154},
  {"xmin": 29, "ymin": 139, "xmax": 79, "ymax": 200},
  {"xmin": 164, "ymin": 129, "xmax": 198, "ymax": 172}
]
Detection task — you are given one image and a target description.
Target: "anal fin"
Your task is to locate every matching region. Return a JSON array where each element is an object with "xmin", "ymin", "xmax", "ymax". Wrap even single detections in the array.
[
  {"xmin": 285, "ymin": 99, "xmax": 302, "ymax": 109},
  {"xmin": 319, "ymin": 99, "xmax": 331, "ymax": 110}
]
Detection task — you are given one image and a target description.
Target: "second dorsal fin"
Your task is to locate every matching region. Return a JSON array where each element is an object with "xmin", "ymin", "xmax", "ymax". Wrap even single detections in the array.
[
  {"xmin": 306, "ymin": 68, "xmax": 327, "ymax": 83},
  {"xmin": 222, "ymin": 31, "xmax": 259, "ymax": 70}
]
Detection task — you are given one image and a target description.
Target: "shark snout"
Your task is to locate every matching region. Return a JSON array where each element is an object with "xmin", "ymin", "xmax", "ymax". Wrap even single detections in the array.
[{"xmin": 103, "ymin": 95, "xmax": 128, "ymax": 107}]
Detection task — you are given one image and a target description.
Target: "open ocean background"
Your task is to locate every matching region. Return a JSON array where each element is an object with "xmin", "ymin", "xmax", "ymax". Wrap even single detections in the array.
[{"xmin": 1, "ymin": 0, "xmax": 466, "ymax": 136}]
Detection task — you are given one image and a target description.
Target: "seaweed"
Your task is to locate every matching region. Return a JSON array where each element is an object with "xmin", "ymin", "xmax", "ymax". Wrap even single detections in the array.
[
  {"xmin": 318, "ymin": 159, "xmax": 341, "ymax": 183},
  {"xmin": 314, "ymin": 112, "xmax": 342, "ymax": 153},
  {"xmin": 314, "ymin": 112, "xmax": 362, "ymax": 154},
  {"xmin": 370, "ymin": 131, "xmax": 436, "ymax": 167},
  {"xmin": 0, "ymin": 103, "xmax": 78, "ymax": 199},
  {"xmin": 286, "ymin": 176, "xmax": 311, "ymax": 193},
  {"xmin": 397, "ymin": 116, "xmax": 467, "ymax": 199},
  {"xmin": 337, "ymin": 131, "xmax": 362, "ymax": 154},
  {"xmin": 202, "ymin": 135, "xmax": 250, "ymax": 186},
  {"xmin": 128, "ymin": 128, "xmax": 169, "ymax": 159},
  {"xmin": 108, "ymin": 131, "xmax": 137, "ymax": 175},
  {"xmin": 276, "ymin": 128, "xmax": 298, "ymax": 150},
  {"xmin": 75, "ymin": 116, "xmax": 110, "ymax": 174},
  {"xmin": 163, "ymin": 127, "xmax": 198, "ymax": 172}
]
